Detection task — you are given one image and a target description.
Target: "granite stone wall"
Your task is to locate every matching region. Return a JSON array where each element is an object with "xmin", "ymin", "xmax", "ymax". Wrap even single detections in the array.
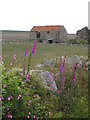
[{"xmin": 2, "ymin": 31, "xmax": 30, "ymax": 42}]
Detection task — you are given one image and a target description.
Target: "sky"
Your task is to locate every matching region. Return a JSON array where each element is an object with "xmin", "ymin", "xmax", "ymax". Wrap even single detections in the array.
[{"xmin": 0, "ymin": 0, "xmax": 89, "ymax": 34}]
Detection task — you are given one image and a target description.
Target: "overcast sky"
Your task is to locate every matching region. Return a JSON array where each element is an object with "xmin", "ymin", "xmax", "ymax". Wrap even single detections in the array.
[{"xmin": 0, "ymin": 0, "xmax": 89, "ymax": 34}]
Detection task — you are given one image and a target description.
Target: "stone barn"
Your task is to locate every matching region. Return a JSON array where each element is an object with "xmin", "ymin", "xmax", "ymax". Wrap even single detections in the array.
[
  {"xmin": 30, "ymin": 25, "xmax": 67, "ymax": 43},
  {"xmin": 76, "ymin": 27, "xmax": 89, "ymax": 41}
]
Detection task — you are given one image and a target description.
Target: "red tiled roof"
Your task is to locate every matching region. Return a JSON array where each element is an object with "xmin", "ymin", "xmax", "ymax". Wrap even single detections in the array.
[{"xmin": 31, "ymin": 25, "xmax": 61, "ymax": 32}]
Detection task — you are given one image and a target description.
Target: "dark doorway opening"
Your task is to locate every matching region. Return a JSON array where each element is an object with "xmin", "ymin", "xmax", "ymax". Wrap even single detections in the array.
[
  {"xmin": 48, "ymin": 40, "xmax": 53, "ymax": 43},
  {"xmin": 36, "ymin": 32, "xmax": 40, "ymax": 38},
  {"xmin": 39, "ymin": 39, "xmax": 42, "ymax": 43}
]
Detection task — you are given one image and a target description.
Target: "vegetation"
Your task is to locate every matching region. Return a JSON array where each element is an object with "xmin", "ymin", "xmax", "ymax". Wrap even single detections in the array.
[
  {"xmin": 69, "ymin": 39, "xmax": 88, "ymax": 44},
  {"xmin": 0, "ymin": 41, "xmax": 88, "ymax": 119},
  {"xmin": 2, "ymin": 42, "xmax": 88, "ymax": 68}
]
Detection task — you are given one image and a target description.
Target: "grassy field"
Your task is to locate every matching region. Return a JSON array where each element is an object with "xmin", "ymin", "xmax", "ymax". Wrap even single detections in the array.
[{"xmin": 2, "ymin": 42, "xmax": 88, "ymax": 68}]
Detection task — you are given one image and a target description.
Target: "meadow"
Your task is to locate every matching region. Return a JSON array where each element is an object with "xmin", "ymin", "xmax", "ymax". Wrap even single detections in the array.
[
  {"xmin": 2, "ymin": 42, "xmax": 88, "ymax": 68},
  {"xmin": 1, "ymin": 41, "xmax": 88, "ymax": 119}
]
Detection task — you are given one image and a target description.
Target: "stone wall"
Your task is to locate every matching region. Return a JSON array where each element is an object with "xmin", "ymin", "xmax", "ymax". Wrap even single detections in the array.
[
  {"xmin": 76, "ymin": 27, "xmax": 88, "ymax": 40},
  {"xmin": 2, "ymin": 31, "xmax": 30, "ymax": 42},
  {"xmin": 59, "ymin": 26, "xmax": 67, "ymax": 42}
]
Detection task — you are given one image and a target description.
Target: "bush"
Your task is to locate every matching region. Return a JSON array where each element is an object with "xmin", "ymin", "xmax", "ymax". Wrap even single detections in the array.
[
  {"xmin": 1, "ymin": 64, "xmax": 58, "ymax": 119},
  {"xmin": 69, "ymin": 39, "xmax": 88, "ymax": 44}
]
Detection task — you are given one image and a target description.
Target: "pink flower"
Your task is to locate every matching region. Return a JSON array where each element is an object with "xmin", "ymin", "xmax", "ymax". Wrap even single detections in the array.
[
  {"xmin": 27, "ymin": 115, "xmax": 30, "ymax": 118},
  {"xmin": 49, "ymin": 112, "xmax": 51, "ymax": 118},
  {"xmin": 27, "ymin": 103, "xmax": 30, "ymax": 106},
  {"xmin": 74, "ymin": 63, "xmax": 78, "ymax": 70},
  {"xmin": 22, "ymin": 68, "xmax": 25, "ymax": 76},
  {"xmin": 59, "ymin": 64, "xmax": 63, "ymax": 74},
  {"xmin": 7, "ymin": 108, "xmax": 9, "ymax": 111},
  {"xmin": 10, "ymin": 62, "xmax": 12, "ymax": 66},
  {"xmin": 0, "ymin": 97, "xmax": 1, "ymax": 101},
  {"xmin": 73, "ymin": 73, "xmax": 76, "ymax": 83},
  {"xmin": 83, "ymin": 64, "xmax": 85, "ymax": 70},
  {"xmin": 13, "ymin": 54, "xmax": 17, "ymax": 62},
  {"xmin": 55, "ymin": 73, "xmax": 57, "ymax": 81},
  {"xmin": 2, "ymin": 97, "xmax": 4, "ymax": 101},
  {"xmin": 79, "ymin": 70, "xmax": 82, "ymax": 81},
  {"xmin": 31, "ymin": 40, "xmax": 36, "ymax": 56},
  {"xmin": 24, "ymin": 47, "xmax": 27, "ymax": 57},
  {"xmin": 26, "ymin": 72, "xmax": 29, "ymax": 81},
  {"xmin": 29, "ymin": 100, "xmax": 31, "ymax": 103},
  {"xmin": 0, "ymin": 55, "xmax": 2, "ymax": 62},
  {"xmin": 33, "ymin": 115, "xmax": 35, "ymax": 118},
  {"xmin": 57, "ymin": 90, "xmax": 60, "ymax": 94},
  {"xmin": 50, "ymin": 84, "xmax": 54, "ymax": 87},
  {"xmin": 86, "ymin": 67, "xmax": 88, "ymax": 71},
  {"xmin": 3, "ymin": 84, "xmax": 6, "ymax": 88},
  {"xmin": 33, "ymin": 95, "xmax": 36, "ymax": 98},
  {"xmin": 28, "ymin": 112, "xmax": 31, "ymax": 115},
  {"xmin": 50, "ymin": 71, "xmax": 54, "ymax": 82},
  {"xmin": 62, "ymin": 76, "xmax": 65, "ymax": 90},
  {"xmin": 18, "ymin": 94, "xmax": 21, "ymax": 100},
  {"xmin": 8, "ymin": 113, "xmax": 12, "ymax": 119},
  {"xmin": 8, "ymin": 97, "xmax": 11, "ymax": 101}
]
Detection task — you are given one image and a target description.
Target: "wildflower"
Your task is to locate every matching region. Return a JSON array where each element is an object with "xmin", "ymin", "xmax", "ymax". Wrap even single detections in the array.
[
  {"xmin": 18, "ymin": 94, "xmax": 21, "ymax": 100},
  {"xmin": 50, "ymin": 71, "xmax": 54, "ymax": 82},
  {"xmin": 22, "ymin": 68, "xmax": 25, "ymax": 76},
  {"xmin": 86, "ymin": 67, "xmax": 88, "ymax": 71},
  {"xmin": 33, "ymin": 115, "xmax": 36, "ymax": 118},
  {"xmin": 62, "ymin": 75, "xmax": 65, "ymax": 90},
  {"xmin": 74, "ymin": 63, "xmax": 78, "ymax": 70},
  {"xmin": 29, "ymin": 100, "xmax": 31, "ymax": 103},
  {"xmin": 28, "ymin": 112, "xmax": 31, "ymax": 115},
  {"xmin": 57, "ymin": 90, "xmax": 60, "ymax": 94},
  {"xmin": 0, "ymin": 97, "xmax": 1, "ymax": 101},
  {"xmin": 0, "ymin": 55, "xmax": 2, "ymax": 62},
  {"xmin": 27, "ymin": 115, "xmax": 30, "ymax": 118},
  {"xmin": 24, "ymin": 47, "xmax": 27, "ymax": 57},
  {"xmin": 59, "ymin": 64, "xmax": 63, "ymax": 74},
  {"xmin": 13, "ymin": 54, "xmax": 17, "ymax": 62},
  {"xmin": 79, "ymin": 70, "xmax": 82, "ymax": 81},
  {"xmin": 50, "ymin": 84, "xmax": 54, "ymax": 87},
  {"xmin": 73, "ymin": 73, "xmax": 76, "ymax": 83},
  {"xmin": 3, "ymin": 84, "xmax": 6, "ymax": 88},
  {"xmin": 49, "ymin": 112, "xmax": 51, "ymax": 118},
  {"xmin": 83, "ymin": 63, "xmax": 85, "ymax": 70},
  {"xmin": 26, "ymin": 72, "xmax": 29, "ymax": 81},
  {"xmin": 73, "ymin": 63, "xmax": 78, "ymax": 83},
  {"xmin": 2, "ymin": 97, "xmax": 4, "ymax": 101},
  {"xmin": 8, "ymin": 113, "xmax": 12, "ymax": 119},
  {"xmin": 8, "ymin": 97, "xmax": 11, "ymax": 101},
  {"xmin": 33, "ymin": 94, "xmax": 36, "ymax": 98},
  {"xmin": 10, "ymin": 62, "xmax": 12, "ymax": 66},
  {"xmin": 7, "ymin": 108, "xmax": 9, "ymax": 111},
  {"xmin": 55, "ymin": 73, "xmax": 57, "ymax": 80},
  {"xmin": 31, "ymin": 40, "xmax": 36, "ymax": 56},
  {"xmin": 27, "ymin": 103, "xmax": 30, "ymax": 106}
]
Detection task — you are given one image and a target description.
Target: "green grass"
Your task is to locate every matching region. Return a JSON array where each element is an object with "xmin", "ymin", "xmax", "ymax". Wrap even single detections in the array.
[{"xmin": 2, "ymin": 42, "xmax": 88, "ymax": 68}]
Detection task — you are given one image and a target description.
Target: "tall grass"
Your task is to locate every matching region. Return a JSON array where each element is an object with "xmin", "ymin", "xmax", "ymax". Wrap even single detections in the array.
[{"xmin": 2, "ymin": 42, "xmax": 88, "ymax": 68}]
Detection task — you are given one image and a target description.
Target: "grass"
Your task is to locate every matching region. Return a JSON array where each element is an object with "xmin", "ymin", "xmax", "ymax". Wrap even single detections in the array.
[{"xmin": 2, "ymin": 42, "xmax": 88, "ymax": 68}]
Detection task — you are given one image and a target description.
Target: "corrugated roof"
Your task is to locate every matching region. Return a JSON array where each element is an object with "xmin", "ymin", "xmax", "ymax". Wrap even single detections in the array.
[{"xmin": 31, "ymin": 25, "xmax": 61, "ymax": 32}]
